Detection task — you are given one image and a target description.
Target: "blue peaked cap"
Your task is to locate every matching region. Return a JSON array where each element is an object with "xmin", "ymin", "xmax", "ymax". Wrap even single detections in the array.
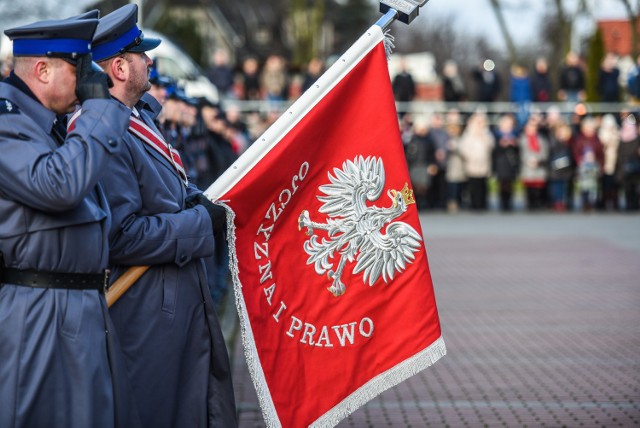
[
  {"xmin": 166, "ymin": 84, "xmax": 195, "ymax": 104},
  {"xmin": 5, "ymin": 13, "xmax": 100, "ymax": 59},
  {"xmin": 92, "ymin": 4, "xmax": 160, "ymax": 62},
  {"xmin": 149, "ymin": 64, "xmax": 173, "ymax": 87}
]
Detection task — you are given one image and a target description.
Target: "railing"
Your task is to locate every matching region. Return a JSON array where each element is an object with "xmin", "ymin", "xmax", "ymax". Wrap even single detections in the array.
[{"xmin": 218, "ymin": 100, "xmax": 640, "ymax": 118}]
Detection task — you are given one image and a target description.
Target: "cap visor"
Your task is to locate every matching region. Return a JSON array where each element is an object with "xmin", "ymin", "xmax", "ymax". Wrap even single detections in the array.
[
  {"xmin": 156, "ymin": 76, "xmax": 173, "ymax": 87},
  {"xmin": 129, "ymin": 37, "xmax": 161, "ymax": 53}
]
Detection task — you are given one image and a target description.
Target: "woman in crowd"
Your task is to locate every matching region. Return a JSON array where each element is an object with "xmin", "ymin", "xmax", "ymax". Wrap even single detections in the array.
[
  {"xmin": 598, "ymin": 114, "xmax": 620, "ymax": 211},
  {"xmin": 445, "ymin": 112, "xmax": 466, "ymax": 213},
  {"xmin": 571, "ymin": 117, "xmax": 604, "ymax": 210},
  {"xmin": 459, "ymin": 111, "xmax": 495, "ymax": 211},
  {"xmin": 519, "ymin": 115, "xmax": 549, "ymax": 211}
]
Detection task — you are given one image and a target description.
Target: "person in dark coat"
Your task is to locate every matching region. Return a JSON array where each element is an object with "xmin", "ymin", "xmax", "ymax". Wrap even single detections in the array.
[
  {"xmin": 492, "ymin": 113, "xmax": 520, "ymax": 212},
  {"xmin": 90, "ymin": 5, "xmax": 237, "ymax": 427},
  {"xmin": 530, "ymin": 57, "xmax": 553, "ymax": 102},
  {"xmin": 239, "ymin": 56, "xmax": 261, "ymax": 101},
  {"xmin": 598, "ymin": 53, "xmax": 620, "ymax": 103},
  {"xmin": 0, "ymin": 14, "xmax": 140, "ymax": 428},
  {"xmin": 558, "ymin": 51, "xmax": 586, "ymax": 102},
  {"xmin": 615, "ymin": 115, "xmax": 640, "ymax": 211},
  {"xmin": 207, "ymin": 49, "xmax": 236, "ymax": 100},
  {"xmin": 425, "ymin": 113, "xmax": 449, "ymax": 210},
  {"xmin": 472, "ymin": 59, "xmax": 501, "ymax": 102},
  {"xmin": 547, "ymin": 122, "xmax": 575, "ymax": 211},
  {"xmin": 442, "ymin": 60, "xmax": 467, "ymax": 102},
  {"xmin": 392, "ymin": 56, "xmax": 416, "ymax": 117},
  {"xmin": 405, "ymin": 115, "xmax": 431, "ymax": 210},
  {"xmin": 302, "ymin": 57, "xmax": 324, "ymax": 93}
]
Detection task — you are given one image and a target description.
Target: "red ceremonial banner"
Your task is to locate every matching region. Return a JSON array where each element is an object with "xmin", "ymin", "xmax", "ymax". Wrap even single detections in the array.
[{"xmin": 207, "ymin": 27, "xmax": 445, "ymax": 427}]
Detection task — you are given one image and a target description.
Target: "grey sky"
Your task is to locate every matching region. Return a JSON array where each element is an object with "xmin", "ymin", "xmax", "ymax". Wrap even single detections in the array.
[
  {"xmin": 0, "ymin": 0, "xmax": 633, "ymax": 57},
  {"xmin": 412, "ymin": 0, "xmax": 629, "ymax": 50}
]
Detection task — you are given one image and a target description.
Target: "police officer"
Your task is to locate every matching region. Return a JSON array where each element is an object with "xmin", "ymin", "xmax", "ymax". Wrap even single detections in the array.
[
  {"xmin": 147, "ymin": 62, "xmax": 173, "ymax": 105},
  {"xmin": 89, "ymin": 5, "xmax": 237, "ymax": 427},
  {"xmin": 0, "ymin": 12, "xmax": 140, "ymax": 428}
]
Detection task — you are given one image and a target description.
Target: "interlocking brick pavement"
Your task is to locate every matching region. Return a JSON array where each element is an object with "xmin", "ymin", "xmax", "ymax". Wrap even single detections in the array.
[{"xmin": 230, "ymin": 213, "xmax": 640, "ymax": 427}]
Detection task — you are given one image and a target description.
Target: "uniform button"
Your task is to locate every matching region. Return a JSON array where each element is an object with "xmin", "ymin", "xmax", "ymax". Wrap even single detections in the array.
[{"xmin": 108, "ymin": 139, "xmax": 117, "ymax": 147}]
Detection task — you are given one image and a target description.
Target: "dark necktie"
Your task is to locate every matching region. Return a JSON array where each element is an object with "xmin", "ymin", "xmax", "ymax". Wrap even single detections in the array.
[{"xmin": 51, "ymin": 116, "xmax": 68, "ymax": 146}]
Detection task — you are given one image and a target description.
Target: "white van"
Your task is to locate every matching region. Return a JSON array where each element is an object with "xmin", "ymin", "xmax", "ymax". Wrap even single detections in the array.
[
  {"xmin": 0, "ymin": 33, "xmax": 12, "ymax": 62},
  {"xmin": 143, "ymin": 28, "xmax": 219, "ymax": 103}
]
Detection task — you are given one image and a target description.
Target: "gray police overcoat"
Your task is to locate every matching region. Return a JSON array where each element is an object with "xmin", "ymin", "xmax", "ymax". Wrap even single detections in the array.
[
  {"xmin": 104, "ymin": 94, "xmax": 237, "ymax": 428},
  {"xmin": 0, "ymin": 82, "xmax": 140, "ymax": 428}
]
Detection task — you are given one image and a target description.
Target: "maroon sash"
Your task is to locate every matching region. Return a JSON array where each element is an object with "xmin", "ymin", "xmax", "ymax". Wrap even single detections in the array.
[{"xmin": 68, "ymin": 109, "xmax": 188, "ymax": 186}]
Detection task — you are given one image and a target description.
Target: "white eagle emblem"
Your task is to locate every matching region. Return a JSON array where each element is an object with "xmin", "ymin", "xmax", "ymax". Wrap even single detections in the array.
[{"xmin": 298, "ymin": 156, "xmax": 422, "ymax": 297}]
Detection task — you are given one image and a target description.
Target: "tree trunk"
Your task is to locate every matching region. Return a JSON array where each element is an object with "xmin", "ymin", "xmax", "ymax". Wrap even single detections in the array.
[
  {"xmin": 487, "ymin": 0, "xmax": 518, "ymax": 64},
  {"xmin": 553, "ymin": 0, "xmax": 572, "ymax": 57},
  {"xmin": 620, "ymin": 0, "xmax": 639, "ymax": 59}
]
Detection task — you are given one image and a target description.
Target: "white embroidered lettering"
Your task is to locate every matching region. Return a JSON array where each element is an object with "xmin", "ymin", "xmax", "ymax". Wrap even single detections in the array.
[
  {"xmin": 286, "ymin": 316, "xmax": 303, "ymax": 338},
  {"xmin": 264, "ymin": 283, "xmax": 276, "ymax": 306},
  {"xmin": 273, "ymin": 301, "xmax": 287, "ymax": 322},
  {"xmin": 258, "ymin": 261, "xmax": 273, "ymax": 284},
  {"xmin": 254, "ymin": 241, "xmax": 269, "ymax": 260},
  {"xmin": 332, "ymin": 322, "xmax": 357, "ymax": 346}
]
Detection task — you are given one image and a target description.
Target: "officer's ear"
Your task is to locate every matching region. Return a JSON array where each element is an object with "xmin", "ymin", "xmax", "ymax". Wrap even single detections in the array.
[
  {"xmin": 106, "ymin": 55, "xmax": 128, "ymax": 83},
  {"xmin": 32, "ymin": 59, "xmax": 48, "ymax": 82}
]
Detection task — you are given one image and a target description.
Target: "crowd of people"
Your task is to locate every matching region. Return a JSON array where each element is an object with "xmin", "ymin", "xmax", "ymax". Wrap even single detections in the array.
[
  {"xmin": 154, "ymin": 47, "xmax": 640, "ymax": 217},
  {"xmin": 402, "ymin": 108, "xmax": 640, "ymax": 213},
  {"xmin": 200, "ymin": 47, "xmax": 640, "ymax": 215}
]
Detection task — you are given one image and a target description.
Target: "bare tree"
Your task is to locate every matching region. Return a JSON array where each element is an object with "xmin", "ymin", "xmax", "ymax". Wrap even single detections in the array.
[
  {"xmin": 550, "ymin": 0, "xmax": 572, "ymax": 58},
  {"xmin": 392, "ymin": 13, "xmax": 483, "ymax": 70},
  {"xmin": 487, "ymin": 0, "xmax": 517, "ymax": 65},
  {"xmin": 391, "ymin": 11, "xmax": 507, "ymax": 99},
  {"xmin": 0, "ymin": 0, "xmax": 93, "ymax": 29},
  {"xmin": 286, "ymin": 0, "xmax": 325, "ymax": 67},
  {"xmin": 618, "ymin": 0, "xmax": 640, "ymax": 58}
]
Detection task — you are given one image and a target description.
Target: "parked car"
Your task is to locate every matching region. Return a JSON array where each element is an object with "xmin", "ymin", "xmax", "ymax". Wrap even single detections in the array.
[{"xmin": 143, "ymin": 28, "xmax": 219, "ymax": 103}]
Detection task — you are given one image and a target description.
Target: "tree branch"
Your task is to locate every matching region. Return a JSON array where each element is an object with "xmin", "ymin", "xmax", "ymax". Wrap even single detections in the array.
[{"xmin": 487, "ymin": 0, "xmax": 518, "ymax": 64}]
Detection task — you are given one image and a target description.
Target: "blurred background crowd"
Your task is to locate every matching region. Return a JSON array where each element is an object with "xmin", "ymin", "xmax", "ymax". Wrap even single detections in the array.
[{"xmin": 143, "ymin": 44, "xmax": 640, "ymax": 215}]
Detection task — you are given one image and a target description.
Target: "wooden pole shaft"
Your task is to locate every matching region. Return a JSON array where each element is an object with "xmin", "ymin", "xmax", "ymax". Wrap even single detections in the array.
[{"xmin": 106, "ymin": 265, "xmax": 149, "ymax": 307}]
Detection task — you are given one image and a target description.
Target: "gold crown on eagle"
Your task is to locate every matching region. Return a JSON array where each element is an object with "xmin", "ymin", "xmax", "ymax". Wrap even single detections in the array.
[{"xmin": 391, "ymin": 182, "xmax": 416, "ymax": 207}]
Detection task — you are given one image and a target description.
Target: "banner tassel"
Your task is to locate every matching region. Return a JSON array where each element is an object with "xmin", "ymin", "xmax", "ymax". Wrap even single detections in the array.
[
  {"xmin": 219, "ymin": 202, "xmax": 282, "ymax": 427},
  {"xmin": 383, "ymin": 30, "xmax": 395, "ymax": 60}
]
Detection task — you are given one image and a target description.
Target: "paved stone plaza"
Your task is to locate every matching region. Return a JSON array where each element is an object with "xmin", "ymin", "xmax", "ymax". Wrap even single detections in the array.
[{"xmin": 230, "ymin": 213, "xmax": 640, "ymax": 427}]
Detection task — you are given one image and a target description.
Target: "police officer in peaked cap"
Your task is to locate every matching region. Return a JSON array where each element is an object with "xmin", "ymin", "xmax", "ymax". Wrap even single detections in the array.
[
  {"xmin": 0, "ymin": 12, "xmax": 141, "ymax": 428},
  {"xmin": 91, "ymin": 4, "xmax": 237, "ymax": 427},
  {"xmin": 91, "ymin": 4, "xmax": 161, "ymax": 63}
]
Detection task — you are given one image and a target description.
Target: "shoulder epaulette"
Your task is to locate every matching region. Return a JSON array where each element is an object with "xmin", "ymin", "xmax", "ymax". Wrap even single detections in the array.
[{"xmin": 0, "ymin": 99, "xmax": 20, "ymax": 115}]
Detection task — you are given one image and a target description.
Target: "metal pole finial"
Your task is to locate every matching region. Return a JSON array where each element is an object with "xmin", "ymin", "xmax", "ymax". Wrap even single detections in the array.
[{"xmin": 377, "ymin": 0, "xmax": 431, "ymax": 28}]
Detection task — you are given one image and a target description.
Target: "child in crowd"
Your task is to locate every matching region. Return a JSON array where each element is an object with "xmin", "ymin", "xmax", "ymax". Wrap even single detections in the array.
[{"xmin": 577, "ymin": 150, "xmax": 600, "ymax": 212}]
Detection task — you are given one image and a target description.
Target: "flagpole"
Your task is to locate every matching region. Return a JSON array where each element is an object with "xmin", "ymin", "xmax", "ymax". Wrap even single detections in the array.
[{"xmin": 375, "ymin": 8, "xmax": 398, "ymax": 30}]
